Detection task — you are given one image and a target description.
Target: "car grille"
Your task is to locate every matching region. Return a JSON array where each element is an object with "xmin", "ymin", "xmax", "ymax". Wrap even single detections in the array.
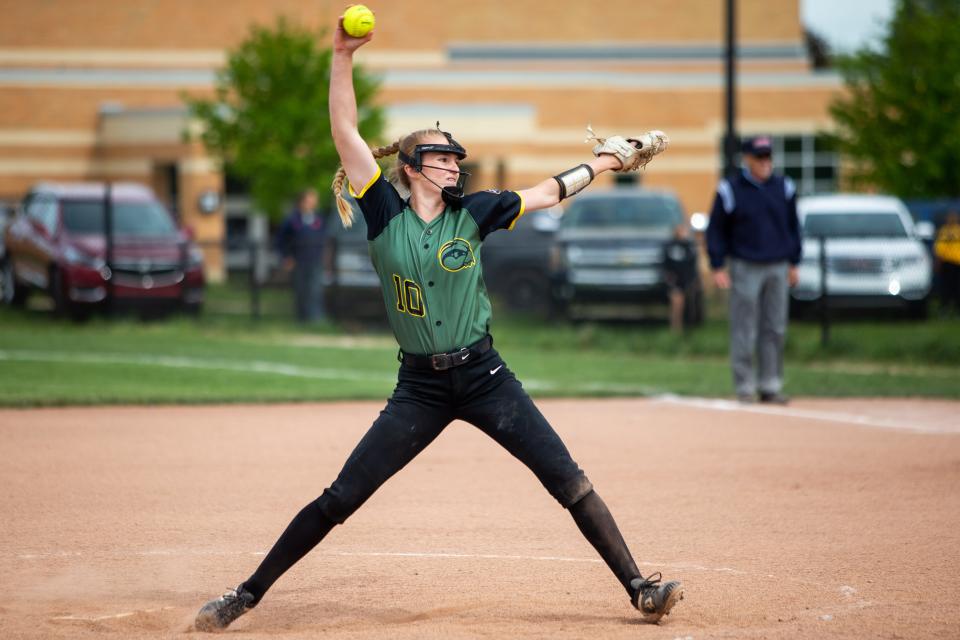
[
  {"xmin": 827, "ymin": 256, "xmax": 887, "ymax": 274},
  {"xmin": 569, "ymin": 247, "xmax": 661, "ymax": 267},
  {"xmin": 111, "ymin": 261, "xmax": 184, "ymax": 288},
  {"xmin": 570, "ymin": 267, "xmax": 660, "ymax": 286}
]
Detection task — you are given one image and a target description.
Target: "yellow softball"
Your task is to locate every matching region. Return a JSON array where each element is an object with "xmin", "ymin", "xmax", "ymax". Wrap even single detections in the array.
[{"xmin": 343, "ymin": 5, "xmax": 375, "ymax": 38}]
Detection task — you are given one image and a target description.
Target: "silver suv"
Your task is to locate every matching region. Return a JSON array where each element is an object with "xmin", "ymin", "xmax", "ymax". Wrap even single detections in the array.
[{"xmin": 792, "ymin": 194, "xmax": 932, "ymax": 317}]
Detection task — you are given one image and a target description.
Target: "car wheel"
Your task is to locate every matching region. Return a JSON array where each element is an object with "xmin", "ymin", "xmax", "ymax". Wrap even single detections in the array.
[
  {"xmin": 502, "ymin": 270, "xmax": 551, "ymax": 315},
  {"xmin": 907, "ymin": 299, "xmax": 928, "ymax": 320},
  {"xmin": 1, "ymin": 258, "xmax": 28, "ymax": 307},
  {"xmin": 789, "ymin": 298, "xmax": 811, "ymax": 319},
  {"xmin": 49, "ymin": 267, "xmax": 72, "ymax": 318}
]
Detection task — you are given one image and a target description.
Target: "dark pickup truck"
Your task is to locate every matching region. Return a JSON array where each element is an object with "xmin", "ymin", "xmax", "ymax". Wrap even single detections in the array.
[{"xmin": 550, "ymin": 189, "xmax": 703, "ymax": 324}]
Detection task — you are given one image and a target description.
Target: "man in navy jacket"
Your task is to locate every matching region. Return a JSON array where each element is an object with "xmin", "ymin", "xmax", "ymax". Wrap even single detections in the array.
[
  {"xmin": 706, "ymin": 136, "xmax": 801, "ymax": 404},
  {"xmin": 276, "ymin": 189, "xmax": 327, "ymax": 322}
]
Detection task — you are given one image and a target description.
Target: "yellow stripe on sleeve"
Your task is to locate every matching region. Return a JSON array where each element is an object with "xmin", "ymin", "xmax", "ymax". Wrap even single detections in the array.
[
  {"xmin": 348, "ymin": 166, "xmax": 382, "ymax": 199},
  {"xmin": 506, "ymin": 192, "xmax": 527, "ymax": 231}
]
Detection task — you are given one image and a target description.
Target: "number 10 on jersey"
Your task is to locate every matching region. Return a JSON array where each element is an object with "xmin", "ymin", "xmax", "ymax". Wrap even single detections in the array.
[{"xmin": 392, "ymin": 274, "xmax": 425, "ymax": 317}]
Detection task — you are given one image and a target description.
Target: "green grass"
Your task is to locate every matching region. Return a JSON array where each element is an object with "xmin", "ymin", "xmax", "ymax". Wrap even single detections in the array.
[
  {"xmin": 0, "ymin": 291, "xmax": 958, "ymax": 406},
  {"xmin": 492, "ymin": 312, "xmax": 960, "ymax": 366}
]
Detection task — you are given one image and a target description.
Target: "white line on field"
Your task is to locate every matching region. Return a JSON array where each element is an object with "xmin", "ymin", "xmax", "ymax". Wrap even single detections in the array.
[
  {"xmin": 330, "ymin": 551, "xmax": 745, "ymax": 575},
  {"xmin": 0, "ymin": 349, "xmax": 397, "ymax": 384},
  {"xmin": 653, "ymin": 394, "xmax": 957, "ymax": 434},
  {"xmin": 16, "ymin": 549, "xmax": 602, "ymax": 564},
  {"xmin": 331, "ymin": 550, "xmax": 602, "ymax": 563},
  {"xmin": 0, "ymin": 348, "xmax": 574, "ymax": 393},
  {"xmin": 16, "ymin": 548, "xmax": 744, "ymax": 575},
  {"xmin": 51, "ymin": 606, "xmax": 174, "ymax": 621}
]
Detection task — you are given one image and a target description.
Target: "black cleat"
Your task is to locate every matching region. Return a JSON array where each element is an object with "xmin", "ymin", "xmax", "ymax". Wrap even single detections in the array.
[
  {"xmin": 195, "ymin": 584, "xmax": 255, "ymax": 631},
  {"xmin": 630, "ymin": 572, "xmax": 683, "ymax": 623},
  {"xmin": 759, "ymin": 391, "xmax": 790, "ymax": 405}
]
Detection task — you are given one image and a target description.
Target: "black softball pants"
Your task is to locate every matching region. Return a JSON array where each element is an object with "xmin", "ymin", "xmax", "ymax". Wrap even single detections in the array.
[{"xmin": 242, "ymin": 345, "xmax": 641, "ymax": 603}]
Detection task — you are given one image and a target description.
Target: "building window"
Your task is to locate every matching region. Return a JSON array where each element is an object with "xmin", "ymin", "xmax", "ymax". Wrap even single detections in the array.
[{"xmin": 776, "ymin": 134, "xmax": 838, "ymax": 195}]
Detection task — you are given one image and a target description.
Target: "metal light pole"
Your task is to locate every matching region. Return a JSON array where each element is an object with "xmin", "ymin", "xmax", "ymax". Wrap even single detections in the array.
[
  {"xmin": 818, "ymin": 235, "xmax": 830, "ymax": 346},
  {"xmin": 724, "ymin": 0, "xmax": 738, "ymax": 177}
]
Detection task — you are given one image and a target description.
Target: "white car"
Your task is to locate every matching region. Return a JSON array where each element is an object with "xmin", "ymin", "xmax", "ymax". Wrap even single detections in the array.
[{"xmin": 792, "ymin": 194, "xmax": 932, "ymax": 317}]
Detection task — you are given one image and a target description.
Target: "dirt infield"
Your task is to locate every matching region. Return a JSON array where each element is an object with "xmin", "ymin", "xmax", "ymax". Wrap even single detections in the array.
[{"xmin": 2, "ymin": 398, "xmax": 959, "ymax": 639}]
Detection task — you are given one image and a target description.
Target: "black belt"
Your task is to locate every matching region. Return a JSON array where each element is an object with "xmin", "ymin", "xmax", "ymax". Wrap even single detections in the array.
[{"xmin": 399, "ymin": 335, "xmax": 492, "ymax": 371}]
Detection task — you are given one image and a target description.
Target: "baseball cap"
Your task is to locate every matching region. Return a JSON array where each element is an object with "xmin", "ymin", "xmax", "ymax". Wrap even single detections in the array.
[{"xmin": 741, "ymin": 136, "xmax": 773, "ymax": 157}]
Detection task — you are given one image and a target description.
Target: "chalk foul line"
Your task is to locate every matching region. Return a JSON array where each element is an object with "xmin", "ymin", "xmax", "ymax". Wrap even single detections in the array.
[
  {"xmin": 653, "ymin": 394, "xmax": 956, "ymax": 434},
  {"xmin": 51, "ymin": 606, "xmax": 175, "ymax": 622},
  {"xmin": 17, "ymin": 547, "xmax": 743, "ymax": 575}
]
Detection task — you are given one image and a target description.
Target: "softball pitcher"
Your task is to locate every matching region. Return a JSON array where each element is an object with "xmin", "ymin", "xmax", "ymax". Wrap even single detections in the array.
[{"xmin": 196, "ymin": 13, "xmax": 682, "ymax": 631}]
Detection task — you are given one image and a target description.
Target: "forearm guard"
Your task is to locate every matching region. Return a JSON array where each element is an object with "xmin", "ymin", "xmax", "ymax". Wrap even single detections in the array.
[{"xmin": 553, "ymin": 164, "xmax": 595, "ymax": 201}]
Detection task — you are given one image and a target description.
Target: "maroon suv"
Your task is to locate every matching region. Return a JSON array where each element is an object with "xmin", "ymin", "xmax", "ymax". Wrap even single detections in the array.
[{"xmin": 1, "ymin": 182, "xmax": 204, "ymax": 318}]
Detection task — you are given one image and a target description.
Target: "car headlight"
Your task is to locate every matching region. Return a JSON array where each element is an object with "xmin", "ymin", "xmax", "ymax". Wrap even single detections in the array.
[
  {"xmin": 896, "ymin": 255, "xmax": 924, "ymax": 268},
  {"xmin": 63, "ymin": 246, "xmax": 105, "ymax": 269}
]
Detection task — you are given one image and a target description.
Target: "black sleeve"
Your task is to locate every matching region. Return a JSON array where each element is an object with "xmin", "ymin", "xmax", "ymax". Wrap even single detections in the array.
[
  {"xmin": 461, "ymin": 190, "xmax": 525, "ymax": 240},
  {"xmin": 349, "ymin": 167, "xmax": 405, "ymax": 241},
  {"xmin": 706, "ymin": 188, "xmax": 730, "ymax": 270}
]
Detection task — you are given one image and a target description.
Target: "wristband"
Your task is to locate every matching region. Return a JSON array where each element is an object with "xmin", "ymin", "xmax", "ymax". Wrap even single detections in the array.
[{"xmin": 553, "ymin": 164, "xmax": 595, "ymax": 200}]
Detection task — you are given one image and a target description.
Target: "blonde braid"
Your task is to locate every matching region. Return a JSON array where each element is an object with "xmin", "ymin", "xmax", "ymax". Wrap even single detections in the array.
[
  {"xmin": 331, "ymin": 167, "xmax": 353, "ymax": 227},
  {"xmin": 371, "ymin": 140, "xmax": 401, "ymax": 160},
  {"xmin": 331, "ymin": 139, "xmax": 402, "ymax": 228}
]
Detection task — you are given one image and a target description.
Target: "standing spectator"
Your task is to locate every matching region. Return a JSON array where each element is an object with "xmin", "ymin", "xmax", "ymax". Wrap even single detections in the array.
[
  {"xmin": 662, "ymin": 222, "xmax": 698, "ymax": 333},
  {"xmin": 706, "ymin": 136, "xmax": 801, "ymax": 404},
  {"xmin": 276, "ymin": 189, "xmax": 326, "ymax": 323},
  {"xmin": 934, "ymin": 210, "xmax": 960, "ymax": 315}
]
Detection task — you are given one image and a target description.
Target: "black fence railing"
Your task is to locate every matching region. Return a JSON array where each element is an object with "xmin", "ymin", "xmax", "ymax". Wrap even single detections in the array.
[
  {"xmin": 200, "ymin": 237, "xmax": 347, "ymax": 324},
  {"xmin": 817, "ymin": 235, "xmax": 830, "ymax": 346},
  {"xmin": 201, "ymin": 233, "xmax": 936, "ymax": 334},
  {"xmin": 22, "ymin": 229, "xmax": 928, "ymax": 331}
]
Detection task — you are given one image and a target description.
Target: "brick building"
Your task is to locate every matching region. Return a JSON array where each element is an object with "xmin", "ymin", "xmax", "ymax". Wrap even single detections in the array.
[{"xmin": 0, "ymin": 0, "xmax": 841, "ymax": 280}]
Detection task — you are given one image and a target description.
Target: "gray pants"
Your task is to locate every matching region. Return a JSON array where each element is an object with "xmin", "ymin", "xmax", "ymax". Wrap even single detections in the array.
[
  {"xmin": 293, "ymin": 260, "xmax": 324, "ymax": 322},
  {"xmin": 728, "ymin": 258, "xmax": 789, "ymax": 396}
]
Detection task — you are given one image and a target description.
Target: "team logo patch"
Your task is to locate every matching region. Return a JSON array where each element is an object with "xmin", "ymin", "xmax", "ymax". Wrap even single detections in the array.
[{"xmin": 438, "ymin": 238, "xmax": 476, "ymax": 272}]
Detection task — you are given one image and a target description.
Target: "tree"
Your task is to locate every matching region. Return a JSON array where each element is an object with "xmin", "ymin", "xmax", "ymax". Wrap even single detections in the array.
[
  {"xmin": 828, "ymin": 0, "xmax": 960, "ymax": 198},
  {"xmin": 185, "ymin": 17, "xmax": 384, "ymax": 220}
]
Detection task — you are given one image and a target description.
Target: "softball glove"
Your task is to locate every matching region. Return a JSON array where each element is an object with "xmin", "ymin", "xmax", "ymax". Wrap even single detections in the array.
[{"xmin": 587, "ymin": 125, "xmax": 670, "ymax": 172}]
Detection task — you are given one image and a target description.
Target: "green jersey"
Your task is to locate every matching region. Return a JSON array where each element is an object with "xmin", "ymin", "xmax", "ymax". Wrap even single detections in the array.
[{"xmin": 351, "ymin": 168, "xmax": 526, "ymax": 355}]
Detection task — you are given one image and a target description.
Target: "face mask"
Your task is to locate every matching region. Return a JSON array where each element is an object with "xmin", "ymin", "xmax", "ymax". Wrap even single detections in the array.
[
  {"xmin": 409, "ymin": 163, "xmax": 470, "ymax": 208},
  {"xmin": 398, "ymin": 124, "xmax": 471, "ymax": 208}
]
